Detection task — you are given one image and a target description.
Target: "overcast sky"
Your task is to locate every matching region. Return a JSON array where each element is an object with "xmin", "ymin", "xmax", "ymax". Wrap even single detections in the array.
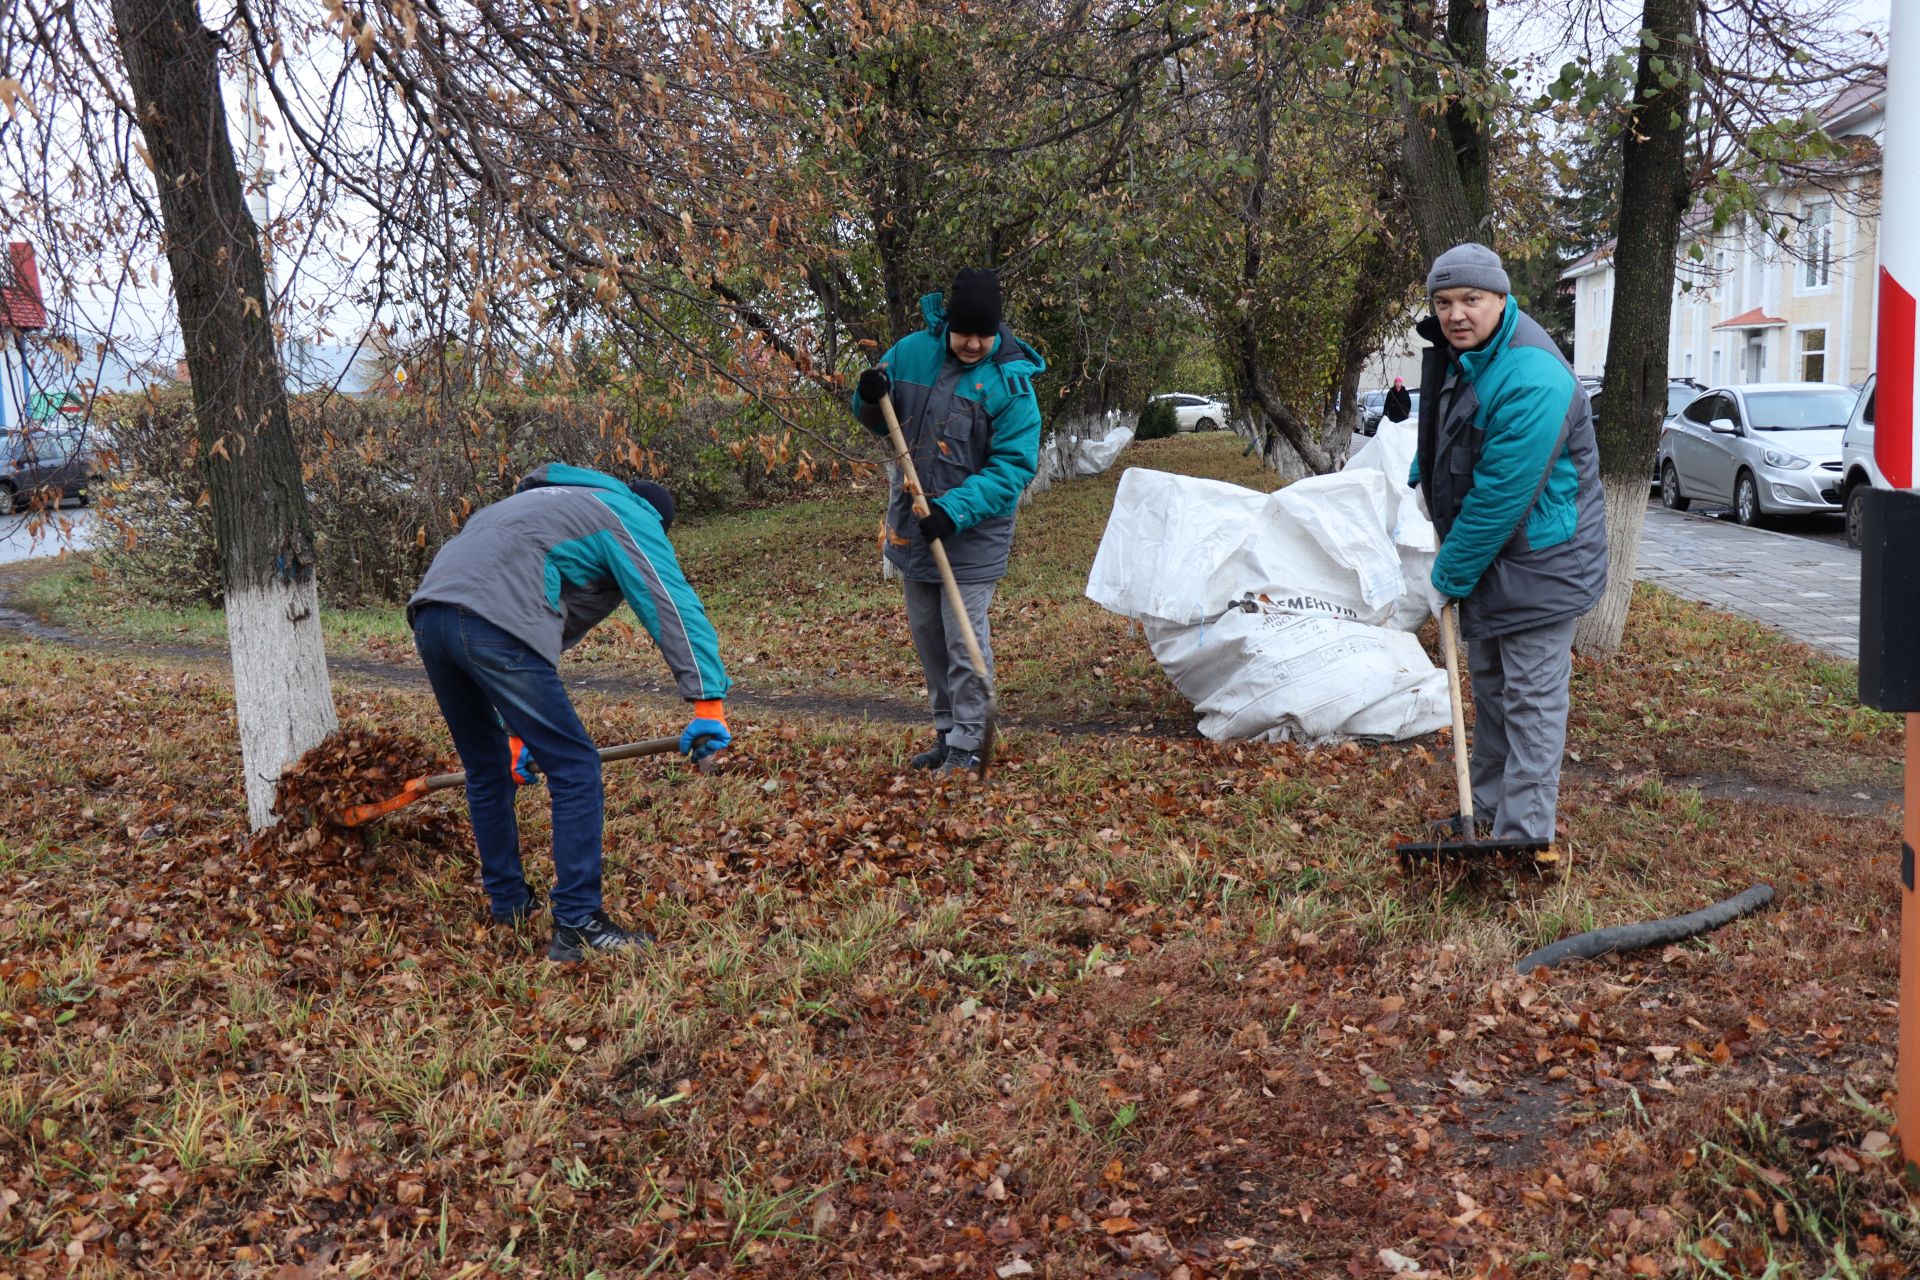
[
  {"xmin": 32, "ymin": 0, "xmax": 1900, "ymax": 396},
  {"xmin": 1492, "ymin": 0, "xmax": 1889, "ymax": 91}
]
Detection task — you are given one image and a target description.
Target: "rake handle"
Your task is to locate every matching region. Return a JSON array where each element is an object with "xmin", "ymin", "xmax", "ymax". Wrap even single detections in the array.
[
  {"xmin": 1439, "ymin": 601, "xmax": 1472, "ymax": 823},
  {"xmin": 878, "ymin": 391, "xmax": 996, "ymax": 777},
  {"xmin": 878, "ymin": 393, "xmax": 994, "ymax": 689}
]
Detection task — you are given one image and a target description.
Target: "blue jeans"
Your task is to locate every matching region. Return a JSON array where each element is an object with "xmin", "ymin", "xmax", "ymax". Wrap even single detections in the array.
[{"xmin": 411, "ymin": 603, "xmax": 605, "ymax": 926}]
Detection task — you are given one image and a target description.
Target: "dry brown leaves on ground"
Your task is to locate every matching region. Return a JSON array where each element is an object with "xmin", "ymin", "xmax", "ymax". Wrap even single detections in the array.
[
  {"xmin": 258, "ymin": 725, "xmax": 460, "ymax": 865},
  {"xmin": 2, "ymin": 627, "xmax": 1916, "ymax": 1278}
]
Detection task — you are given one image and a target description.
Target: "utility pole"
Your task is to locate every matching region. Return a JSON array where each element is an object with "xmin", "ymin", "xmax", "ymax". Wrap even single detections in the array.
[{"xmin": 1857, "ymin": 4, "xmax": 1920, "ymax": 1174}]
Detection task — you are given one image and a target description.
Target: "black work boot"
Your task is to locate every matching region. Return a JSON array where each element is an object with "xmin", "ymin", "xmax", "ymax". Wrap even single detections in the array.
[
  {"xmin": 910, "ymin": 732, "xmax": 949, "ymax": 770},
  {"xmin": 931, "ymin": 744, "xmax": 981, "ymax": 777},
  {"xmin": 1426, "ymin": 813, "xmax": 1494, "ymax": 841},
  {"xmin": 548, "ymin": 910, "xmax": 654, "ymax": 962}
]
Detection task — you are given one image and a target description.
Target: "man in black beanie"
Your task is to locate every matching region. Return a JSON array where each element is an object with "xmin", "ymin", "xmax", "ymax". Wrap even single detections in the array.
[{"xmin": 849, "ymin": 268, "xmax": 1046, "ymax": 775}]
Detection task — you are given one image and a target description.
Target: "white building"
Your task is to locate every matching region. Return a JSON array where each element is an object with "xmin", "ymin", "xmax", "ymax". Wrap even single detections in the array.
[{"xmin": 1562, "ymin": 74, "xmax": 1885, "ymax": 388}]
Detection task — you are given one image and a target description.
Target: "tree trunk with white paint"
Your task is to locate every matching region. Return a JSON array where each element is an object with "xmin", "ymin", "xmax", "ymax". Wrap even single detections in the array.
[
  {"xmin": 1579, "ymin": 477, "xmax": 1650, "ymax": 653},
  {"xmin": 1572, "ymin": 0, "xmax": 1696, "ymax": 657},
  {"xmin": 114, "ymin": 0, "xmax": 336, "ymax": 827}
]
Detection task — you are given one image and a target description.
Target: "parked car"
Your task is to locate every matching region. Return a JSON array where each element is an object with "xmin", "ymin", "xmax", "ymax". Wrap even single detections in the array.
[
  {"xmin": 1148, "ymin": 392, "xmax": 1229, "ymax": 433},
  {"xmin": 1, "ymin": 424, "xmax": 98, "ymax": 513},
  {"xmin": 1581, "ymin": 377, "xmax": 1698, "ymax": 483},
  {"xmin": 1357, "ymin": 387, "xmax": 1419, "ymax": 437},
  {"xmin": 1655, "ymin": 382, "xmax": 1856, "ymax": 525},
  {"xmin": 1838, "ymin": 374, "xmax": 1885, "ymax": 550},
  {"xmin": 1655, "ymin": 378, "xmax": 1704, "ymax": 482}
]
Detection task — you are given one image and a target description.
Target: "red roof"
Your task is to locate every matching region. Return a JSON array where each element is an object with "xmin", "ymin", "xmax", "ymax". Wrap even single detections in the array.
[
  {"xmin": 0, "ymin": 243, "xmax": 46, "ymax": 331},
  {"xmin": 1712, "ymin": 307, "xmax": 1787, "ymax": 331},
  {"xmin": 1557, "ymin": 239, "xmax": 1617, "ymax": 280}
]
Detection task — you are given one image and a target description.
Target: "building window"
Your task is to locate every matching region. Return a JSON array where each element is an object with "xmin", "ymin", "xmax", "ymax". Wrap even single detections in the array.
[
  {"xmin": 1799, "ymin": 328, "xmax": 1827, "ymax": 382},
  {"xmin": 1803, "ymin": 203, "xmax": 1832, "ymax": 288}
]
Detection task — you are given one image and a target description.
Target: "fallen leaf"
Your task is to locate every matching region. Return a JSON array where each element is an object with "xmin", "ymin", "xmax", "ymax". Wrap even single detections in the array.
[
  {"xmin": 1378, "ymin": 1247, "xmax": 1427, "ymax": 1275},
  {"xmin": 1447, "ymin": 1070, "xmax": 1490, "ymax": 1098}
]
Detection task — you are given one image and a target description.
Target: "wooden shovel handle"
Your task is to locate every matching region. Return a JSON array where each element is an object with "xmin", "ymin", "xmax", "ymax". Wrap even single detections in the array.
[{"xmin": 338, "ymin": 735, "xmax": 686, "ymax": 827}]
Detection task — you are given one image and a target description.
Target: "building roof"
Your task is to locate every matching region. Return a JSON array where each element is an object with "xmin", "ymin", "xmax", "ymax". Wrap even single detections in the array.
[
  {"xmin": 1711, "ymin": 307, "xmax": 1787, "ymax": 331},
  {"xmin": 1558, "ymin": 240, "xmax": 1616, "ymax": 281},
  {"xmin": 0, "ymin": 243, "xmax": 47, "ymax": 331},
  {"xmin": 1821, "ymin": 70, "xmax": 1885, "ymax": 135}
]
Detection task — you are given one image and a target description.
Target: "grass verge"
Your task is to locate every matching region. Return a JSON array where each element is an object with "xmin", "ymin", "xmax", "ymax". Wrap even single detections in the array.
[{"xmin": 0, "ymin": 546, "xmax": 1910, "ymax": 1275}]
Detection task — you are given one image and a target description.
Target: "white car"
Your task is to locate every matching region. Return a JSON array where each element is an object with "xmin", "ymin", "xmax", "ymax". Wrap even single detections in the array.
[
  {"xmin": 1149, "ymin": 392, "xmax": 1229, "ymax": 433},
  {"xmin": 1838, "ymin": 375, "xmax": 1886, "ymax": 550},
  {"xmin": 1656, "ymin": 382, "xmax": 1855, "ymax": 525}
]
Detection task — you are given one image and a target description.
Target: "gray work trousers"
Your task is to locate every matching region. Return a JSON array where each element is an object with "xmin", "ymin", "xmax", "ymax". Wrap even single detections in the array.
[
  {"xmin": 903, "ymin": 577, "xmax": 997, "ymax": 752},
  {"xmin": 1466, "ymin": 616, "xmax": 1579, "ymax": 843}
]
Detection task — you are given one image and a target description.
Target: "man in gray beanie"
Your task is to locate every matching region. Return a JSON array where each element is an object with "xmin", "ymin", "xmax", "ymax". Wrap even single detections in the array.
[{"xmin": 1408, "ymin": 242, "xmax": 1608, "ymax": 848}]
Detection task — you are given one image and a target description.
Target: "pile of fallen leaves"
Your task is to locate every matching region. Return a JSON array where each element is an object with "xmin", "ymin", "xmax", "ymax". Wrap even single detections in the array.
[{"xmin": 261, "ymin": 725, "xmax": 457, "ymax": 862}]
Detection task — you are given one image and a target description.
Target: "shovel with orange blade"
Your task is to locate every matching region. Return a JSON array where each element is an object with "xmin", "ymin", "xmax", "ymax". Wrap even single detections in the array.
[{"xmin": 339, "ymin": 735, "xmax": 696, "ymax": 827}]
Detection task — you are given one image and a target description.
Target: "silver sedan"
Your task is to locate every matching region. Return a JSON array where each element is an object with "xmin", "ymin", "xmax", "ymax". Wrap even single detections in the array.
[{"xmin": 1655, "ymin": 383, "xmax": 1855, "ymax": 525}]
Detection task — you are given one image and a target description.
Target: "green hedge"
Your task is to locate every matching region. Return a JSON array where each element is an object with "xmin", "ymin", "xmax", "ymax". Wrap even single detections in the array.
[
  {"xmin": 93, "ymin": 388, "xmax": 864, "ymax": 608},
  {"xmin": 1135, "ymin": 397, "xmax": 1179, "ymax": 441}
]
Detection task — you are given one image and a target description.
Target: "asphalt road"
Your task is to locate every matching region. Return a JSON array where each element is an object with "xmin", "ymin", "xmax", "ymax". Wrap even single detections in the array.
[
  {"xmin": 1647, "ymin": 493, "xmax": 1850, "ymax": 549},
  {"xmin": 0, "ymin": 503, "xmax": 95, "ymax": 568}
]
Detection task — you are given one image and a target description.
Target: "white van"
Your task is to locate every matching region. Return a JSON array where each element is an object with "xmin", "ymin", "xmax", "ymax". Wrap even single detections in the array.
[{"xmin": 1839, "ymin": 375, "xmax": 1887, "ymax": 550}]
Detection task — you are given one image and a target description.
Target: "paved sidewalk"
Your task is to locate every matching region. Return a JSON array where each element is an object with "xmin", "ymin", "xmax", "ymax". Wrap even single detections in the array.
[{"xmin": 1635, "ymin": 502, "xmax": 1859, "ymax": 660}]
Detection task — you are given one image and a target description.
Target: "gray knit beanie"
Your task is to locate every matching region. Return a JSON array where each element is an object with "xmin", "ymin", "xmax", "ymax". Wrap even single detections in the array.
[{"xmin": 1426, "ymin": 242, "xmax": 1510, "ymax": 295}]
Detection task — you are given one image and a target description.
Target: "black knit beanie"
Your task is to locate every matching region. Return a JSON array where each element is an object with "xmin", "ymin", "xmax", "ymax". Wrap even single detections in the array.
[
  {"xmin": 946, "ymin": 267, "xmax": 1003, "ymax": 337},
  {"xmin": 626, "ymin": 478, "xmax": 676, "ymax": 531}
]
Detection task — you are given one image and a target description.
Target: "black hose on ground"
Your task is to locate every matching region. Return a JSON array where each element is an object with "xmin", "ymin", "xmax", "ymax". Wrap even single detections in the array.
[{"xmin": 1515, "ymin": 884, "xmax": 1775, "ymax": 975}]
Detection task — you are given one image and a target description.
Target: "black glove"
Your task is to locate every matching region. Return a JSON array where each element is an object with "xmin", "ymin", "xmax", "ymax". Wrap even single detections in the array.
[
  {"xmin": 918, "ymin": 503, "xmax": 956, "ymax": 543},
  {"xmin": 1383, "ymin": 384, "xmax": 1412, "ymax": 423},
  {"xmin": 857, "ymin": 367, "xmax": 891, "ymax": 405}
]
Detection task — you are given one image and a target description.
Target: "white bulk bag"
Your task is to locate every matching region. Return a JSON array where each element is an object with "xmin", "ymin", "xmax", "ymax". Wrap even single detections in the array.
[
  {"xmin": 1073, "ymin": 420, "xmax": 1136, "ymax": 475},
  {"xmin": 1144, "ymin": 604, "xmax": 1448, "ymax": 744},
  {"xmin": 1084, "ymin": 469, "xmax": 1273, "ymax": 625}
]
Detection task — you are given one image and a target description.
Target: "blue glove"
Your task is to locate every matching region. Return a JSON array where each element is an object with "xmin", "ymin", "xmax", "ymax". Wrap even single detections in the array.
[{"xmin": 681, "ymin": 701, "xmax": 731, "ymax": 761}]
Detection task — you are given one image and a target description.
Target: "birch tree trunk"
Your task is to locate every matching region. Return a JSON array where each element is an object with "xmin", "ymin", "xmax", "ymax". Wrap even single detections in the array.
[
  {"xmin": 1574, "ymin": 0, "xmax": 1697, "ymax": 657},
  {"xmin": 114, "ymin": 0, "xmax": 337, "ymax": 827}
]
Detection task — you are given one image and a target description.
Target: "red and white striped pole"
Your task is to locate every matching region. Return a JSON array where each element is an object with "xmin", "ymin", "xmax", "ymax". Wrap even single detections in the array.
[
  {"xmin": 1882, "ymin": 14, "xmax": 1917, "ymax": 494},
  {"xmin": 1875, "ymin": 1, "xmax": 1920, "ymax": 1170}
]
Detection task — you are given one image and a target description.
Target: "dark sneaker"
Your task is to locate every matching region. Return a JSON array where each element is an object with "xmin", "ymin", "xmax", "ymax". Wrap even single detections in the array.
[
  {"xmin": 931, "ymin": 745, "xmax": 981, "ymax": 777},
  {"xmin": 910, "ymin": 732, "xmax": 949, "ymax": 770},
  {"xmin": 548, "ymin": 911, "xmax": 654, "ymax": 961}
]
